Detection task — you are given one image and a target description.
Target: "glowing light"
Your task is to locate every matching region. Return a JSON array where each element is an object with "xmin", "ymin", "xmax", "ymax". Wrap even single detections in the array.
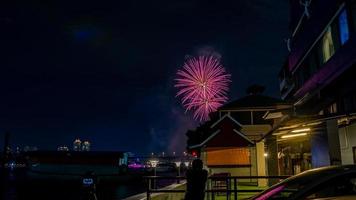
[
  {"xmin": 184, "ymin": 162, "xmax": 190, "ymax": 167},
  {"xmin": 174, "ymin": 161, "xmax": 181, "ymax": 167},
  {"xmin": 150, "ymin": 160, "xmax": 159, "ymax": 168},
  {"xmin": 128, "ymin": 163, "xmax": 145, "ymax": 169},
  {"xmin": 175, "ymin": 55, "xmax": 231, "ymax": 121},
  {"xmin": 264, "ymin": 153, "xmax": 268, "ymax": 157},
  {"xmin": 281, "ymin": 133, "xmax": 307, "ymax": 139},
  {"xmin": 255, "ymin": 185, "xmax": 285, "ymax": 200},
  {"xmin": 291, "ymin": 128, "xmax": 310, "ymax": 133}
]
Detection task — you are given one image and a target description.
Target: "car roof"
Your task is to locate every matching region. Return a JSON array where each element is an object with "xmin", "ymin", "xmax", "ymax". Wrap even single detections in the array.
[
  {"xmin": 312, "ymin": 195, "xmax": 356, "ymax": 200},
  {"xmin": 252, "ymin": 165, "xmax": 356, "ymax": 200},
  {"xmin": 283, "ymin": 165, "xmax": 356, "ymax": 183}
]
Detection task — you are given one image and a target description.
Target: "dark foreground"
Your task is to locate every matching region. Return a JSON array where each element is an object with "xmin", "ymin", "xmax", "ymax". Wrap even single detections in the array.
[{"xmin": 0, "ymin": 169, "xmax": 151, "ymax": 200}]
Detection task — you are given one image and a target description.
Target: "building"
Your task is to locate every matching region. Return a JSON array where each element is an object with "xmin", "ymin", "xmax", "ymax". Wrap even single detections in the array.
[
  {"xmin": 264, "ymin": 0, "xmax": 356, "ymax": 175},
  {"xmin": 81, "ymin": 141, "xmax": 91, "ymax": 151},
  {"xmin": 73, "ymin": 139, "xmax": 82, "ymax": 151},
  {"xmin": 187, "ymin": 88, "xmax": 290, "ymax": 186}
]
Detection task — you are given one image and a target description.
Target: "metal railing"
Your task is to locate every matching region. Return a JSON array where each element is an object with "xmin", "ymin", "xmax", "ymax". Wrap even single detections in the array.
[{"xmin": 144, "ymin": 175, "xmax": 290, "ymax": 200}]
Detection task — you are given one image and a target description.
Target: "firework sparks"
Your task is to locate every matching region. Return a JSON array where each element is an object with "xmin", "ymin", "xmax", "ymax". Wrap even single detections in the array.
[{"xmin": 175, "ymin": 55, "xmax": 231, "ymax": 121}]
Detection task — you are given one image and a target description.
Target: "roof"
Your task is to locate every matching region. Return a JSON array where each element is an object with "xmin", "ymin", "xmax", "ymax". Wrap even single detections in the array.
[
  {"xmin": 189, "ymin": 129, "xmax": 254, "ymax": 149},
  {"xmin": 219, "ymin": 94, "xmax": 287, "ymax": 110},
  {"xmin": 210, "ymin": 114, "xmax": 242, "ymax": 128}
]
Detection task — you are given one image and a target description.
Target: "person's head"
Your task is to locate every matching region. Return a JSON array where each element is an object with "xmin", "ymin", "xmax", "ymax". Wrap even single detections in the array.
[{"xmin": 192, "ymin": 159, "xmax": 203, "ymax": 170}]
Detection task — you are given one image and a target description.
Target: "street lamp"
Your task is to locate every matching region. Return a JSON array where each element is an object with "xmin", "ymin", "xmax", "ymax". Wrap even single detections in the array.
[
  {"xmin": 150, "ymin": 159, "xmax": 159, "ymax": 189},
  {"xmin": 184, "ymin": 161, "xmax": 190, "ymax": 168},
  {"xmin": 150, "ymin": 160, "xmax": 159, "ymax": 174},
  {"xmin": 174, "ymin": 161, "xmax": 182, "ymax": 184}
]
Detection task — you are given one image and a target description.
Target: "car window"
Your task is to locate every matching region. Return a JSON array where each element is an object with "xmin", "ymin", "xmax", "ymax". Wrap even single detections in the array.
[
  {"xmin": 254, "ymin": 170, "xmax": 336, "ymax": 200},
  {"xmin": 254, "ymin": 177, "xmax": 314, "ymax": 200},
  {"xmin": 303, "ymin": 173, "xmax": 356, "ymax": 199}
]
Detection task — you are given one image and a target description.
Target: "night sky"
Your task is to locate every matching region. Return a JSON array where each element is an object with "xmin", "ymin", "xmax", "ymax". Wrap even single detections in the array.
[{"xmin": 0, "ymin": 0, "xmax": 289, "ymax": 154}]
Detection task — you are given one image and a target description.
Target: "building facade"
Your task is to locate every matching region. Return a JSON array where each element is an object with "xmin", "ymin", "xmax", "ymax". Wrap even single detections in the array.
[
  {"xmin": 187, "ymin": 90, "xmax": 290, "ymax": 186},
  {"xmin": 266, "ymin": 0, "xmax": 356, "ymax": 175}
]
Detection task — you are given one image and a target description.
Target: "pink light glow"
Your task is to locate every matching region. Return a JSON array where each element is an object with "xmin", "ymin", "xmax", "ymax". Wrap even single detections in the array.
[
  {"xmin": 255, "ymin": 185, "xmax": 285, "ymax": 200},
  {"xmin": 128, "ymin": 163, "xmax": 145, "ymax": 169},
  {"xmin": 175, "ymin": 55, "xmax": 231, "ymax": 121}
]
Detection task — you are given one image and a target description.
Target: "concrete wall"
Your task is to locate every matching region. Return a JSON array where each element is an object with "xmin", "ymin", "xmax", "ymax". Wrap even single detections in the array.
[{"xmin": 339, "ymin": 122, "xmax": 356, "ymax": 164}]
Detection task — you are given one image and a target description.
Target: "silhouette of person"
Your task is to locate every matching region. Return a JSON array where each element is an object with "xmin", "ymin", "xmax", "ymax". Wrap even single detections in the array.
[
  {"xmin": 81, "ymin": 171, "xmax": 98, "ymax": 200},
  {"xmin": 185, "ymin": 159, "xmax": 208, "ymax": 200}
]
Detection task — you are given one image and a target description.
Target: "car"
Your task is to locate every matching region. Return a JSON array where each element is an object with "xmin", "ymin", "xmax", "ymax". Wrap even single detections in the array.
[{"xmin": 250, "ymin": 165, "xmax": 356, "ymax": 200}]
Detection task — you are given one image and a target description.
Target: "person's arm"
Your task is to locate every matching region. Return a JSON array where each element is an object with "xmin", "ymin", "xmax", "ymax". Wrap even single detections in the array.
[{"xmin": 203, "ymin": 170, "xmax": 208, "ymax": 183}]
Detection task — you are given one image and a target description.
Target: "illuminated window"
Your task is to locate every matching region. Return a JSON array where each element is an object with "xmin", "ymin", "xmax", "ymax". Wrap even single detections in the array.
[
  {"xmin": 327, "ymin": 103, "xmax": 338, "ymax": 114},
  {"xmin": 338, "ymin": 9, "xmax": 349, "ymax": 45},
  {"xmin": 321, "ymin": 27, "xmax": 335, "ymax": 63}
]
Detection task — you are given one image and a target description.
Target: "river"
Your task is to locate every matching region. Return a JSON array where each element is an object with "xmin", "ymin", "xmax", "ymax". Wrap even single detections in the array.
[{"xmin": 1, "ymin": 169, "xmax": 179, "ymax": 200}]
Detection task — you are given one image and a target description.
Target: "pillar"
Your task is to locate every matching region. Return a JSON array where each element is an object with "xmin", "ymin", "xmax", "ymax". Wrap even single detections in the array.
[
  {"xmin": 311, "ymin": 119, "xmax": 341, "ymax": 167},
  {"xmin": 266, "ymin": 135, "xmax": 278, "ymax": 186},
  {"xmin": 256, "ymin": 141, "xmax": 267, "ymax": 187},
  {"xmin": 311, "ymin": 130, "xmax": 330, "ymax": 167},
  {"xmin": 327, "ymin": 119, "xmax": 342, "ymax": 165}
]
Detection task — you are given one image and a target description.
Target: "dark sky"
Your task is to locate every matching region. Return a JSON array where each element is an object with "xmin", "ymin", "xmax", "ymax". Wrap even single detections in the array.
[{"xmin": 0, "ymin": 0, "xmax": 289, "ymax": 154}]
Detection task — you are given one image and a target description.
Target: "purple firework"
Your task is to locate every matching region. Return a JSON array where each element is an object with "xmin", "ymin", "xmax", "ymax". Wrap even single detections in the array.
[{"xmin": 175, "ymin": 55, "xmax": 231, "ymax": 121}]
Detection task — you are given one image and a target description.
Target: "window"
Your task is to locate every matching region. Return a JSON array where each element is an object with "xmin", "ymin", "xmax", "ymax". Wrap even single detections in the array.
[
  {"xmin": 321, "ymin": 27, "xmax": 335, "ymax": 63},
  {"xmin": 256, "ymin": 171, "xmax": 324, "ymax": 199},
  {"xmin": 327, "ymin": 102, "xmax": 338, "ymax": 114},
  {"xmin": 292, "ymin": 6, "xmax": 350, "ymax": 91},
  {"xmin": 338, "ymin": 9, "xmax": 350, "ymax": 44},
  {"xmin": 255, "ymin": 172, "xmax": 356, "ymax": 200}
]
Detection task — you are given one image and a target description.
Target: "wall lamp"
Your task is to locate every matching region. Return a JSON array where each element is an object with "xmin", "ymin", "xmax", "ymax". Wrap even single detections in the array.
[
  {"xmin": 281, "ymin": 132, "xmax": 308, "ymax": 139},
  {"xmin": 291, "ymin": 128, "xmax": 310, "ymax": 133}
]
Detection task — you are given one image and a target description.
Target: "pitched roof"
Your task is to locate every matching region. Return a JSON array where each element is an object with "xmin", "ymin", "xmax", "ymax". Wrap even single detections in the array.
[
  {"xmin": 189, "ymin": 129, "xmax": 254, "ymax": 149},
  {"xmin": 219, "ymin": 94, "xmax": 287, "ymax": 110},
  {"xmin": 210, "ymin": 114, "xmax": 242, "ymax": 128}
]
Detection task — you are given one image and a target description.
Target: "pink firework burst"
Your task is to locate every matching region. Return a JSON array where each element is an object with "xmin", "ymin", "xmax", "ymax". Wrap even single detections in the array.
[{"xmin": 175, "ymin": 55, "xmax": 231, "ymax": 121}]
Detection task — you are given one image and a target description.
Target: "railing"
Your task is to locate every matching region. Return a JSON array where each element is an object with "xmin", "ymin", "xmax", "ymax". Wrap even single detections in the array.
[{"xmin": 144, "ymin": 175, "xmax": 290, "ymax": 200}]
